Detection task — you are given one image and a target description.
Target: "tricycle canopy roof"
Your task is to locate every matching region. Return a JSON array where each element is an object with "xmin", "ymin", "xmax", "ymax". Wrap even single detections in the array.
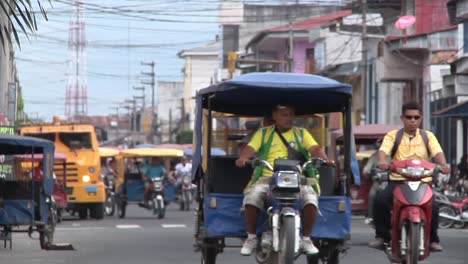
[
  {"xmin": 99, "ymin": 147, "xmax": 121, "ymax": 158},
  {"xmin": 333, "ymin": 124, "xmax": 401, "ymax": 145},
  {"xmin": 120, "ymin": 147, "xmax": 184, "ymax": 158},
  {"xmin": 0, "ymin": 134, "xmax": 55, "ymax": 155},
  {"xmin": 197, "ymin": 72, "xmax": 352, "ymax": 116}
]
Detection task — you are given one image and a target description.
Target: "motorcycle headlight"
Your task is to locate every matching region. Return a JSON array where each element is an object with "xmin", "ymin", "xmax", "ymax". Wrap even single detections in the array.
[
  {"xmin": 82, "ymin": 175, "xmax": 91, "ymax": 183},
  {"xmin": 406, "ymin": 167, "xmax": 424, "ymax": 176},
  {"xmin": 276, "ymin": 171, "xmax": 300, "ymax": 188}
]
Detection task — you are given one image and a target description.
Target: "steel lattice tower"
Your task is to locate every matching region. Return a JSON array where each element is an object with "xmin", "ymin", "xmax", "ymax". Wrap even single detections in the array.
[{"xmin": 65, "ymin": 0, "xmax": 87, "ymax": 118}]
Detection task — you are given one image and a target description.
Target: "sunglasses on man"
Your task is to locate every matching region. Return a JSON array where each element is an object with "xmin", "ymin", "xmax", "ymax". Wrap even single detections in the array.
[{"xmin": 404, "ymin": 115, "xmax": 421, "ymax": 120}]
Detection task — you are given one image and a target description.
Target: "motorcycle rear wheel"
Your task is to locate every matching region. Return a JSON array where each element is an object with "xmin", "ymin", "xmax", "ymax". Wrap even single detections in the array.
[{"xmin": 438, "ymin": 205, "xmax": 455, "ymax": 229}]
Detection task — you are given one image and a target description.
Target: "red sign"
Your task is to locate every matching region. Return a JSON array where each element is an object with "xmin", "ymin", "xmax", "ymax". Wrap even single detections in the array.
[{"xmin": 395, "ymin": 15, "xmax": 416, "ymax": 30}]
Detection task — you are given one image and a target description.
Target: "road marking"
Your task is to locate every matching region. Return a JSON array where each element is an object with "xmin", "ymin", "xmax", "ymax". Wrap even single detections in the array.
[
  {"xmin": 116, "ymin": 224, "xmax": 141, "ymax": 229},
  {"xmin": 57, "ymin": 227, "xmax": 106, "ymax": 231},
  {"xmin": 161, "ymin": 224, "xmax": 187, "ymax": 228}
]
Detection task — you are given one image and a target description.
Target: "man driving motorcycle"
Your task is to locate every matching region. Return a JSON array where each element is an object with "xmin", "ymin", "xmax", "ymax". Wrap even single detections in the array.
[
  {"xmin": 368, "ymin": 102, "xmax": 450, "ymax": 252},
  {"xmin": 141, "ymin": 157, "xmax": 167, "ymax": 208},
  {"xmin": 235, "ymin": 104, "xmax": 333, "ymax": 256}
]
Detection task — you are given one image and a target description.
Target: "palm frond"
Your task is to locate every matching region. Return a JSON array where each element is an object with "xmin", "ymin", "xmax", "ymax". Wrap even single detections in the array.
[{"xmin": 0, "ymin": 0, "xmax": 51, "ymax": 50}]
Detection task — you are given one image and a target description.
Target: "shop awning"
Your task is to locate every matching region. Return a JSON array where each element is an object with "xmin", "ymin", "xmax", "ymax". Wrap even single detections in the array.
[{"xmin": 433, "ymin": 100, "xmax": 468, "ymax": 118}]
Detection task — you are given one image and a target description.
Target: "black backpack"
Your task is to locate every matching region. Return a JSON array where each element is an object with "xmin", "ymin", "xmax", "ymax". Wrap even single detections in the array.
[{"xmin": 390, "ymin": 129, "xmax": 431, "ymax": 159}]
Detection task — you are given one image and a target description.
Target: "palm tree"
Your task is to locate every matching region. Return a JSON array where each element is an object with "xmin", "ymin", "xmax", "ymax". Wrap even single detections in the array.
[{"xmin": 0, "ymin": 0, "xmax": 51, "ymax": 51}]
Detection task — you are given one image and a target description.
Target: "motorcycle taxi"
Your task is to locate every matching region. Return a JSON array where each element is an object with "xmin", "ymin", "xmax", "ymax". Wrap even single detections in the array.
[
  {"xmin": 115, "ymin": 147, "xmax": 183, "ymax": 219},
  {"xmin": 192, "ymin": 72, "xmax": 359, "ymax": 264},
  {"xmin": 0, "ymin": 134, "xmax": 73, "ymax": 250}
]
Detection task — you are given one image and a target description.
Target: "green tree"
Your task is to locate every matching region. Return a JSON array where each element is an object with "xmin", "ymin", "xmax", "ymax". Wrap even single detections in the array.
[
  {"xmin": 0, "ymin": 0, "xmax": 50, "ymax": 51},
  {"xmin": 176, "ymin": 130, "xmax": 193, "ymax": 144}
]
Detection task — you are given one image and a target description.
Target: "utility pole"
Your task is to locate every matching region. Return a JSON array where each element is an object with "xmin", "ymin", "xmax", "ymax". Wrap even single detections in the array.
[
  {"xmin": 169, "ymin": 109, "xmax": 172, "ymax": 143},
  {"xmin": 286, "ymin": 0, "xmax": 300, "ymax": 72},
  {"xmin": 361, "ymin": 0, "xmax": 368, "ymax": 124},
  {"xmin": 180, "ymin": 98, "xmax": 185, "ymax": 131},
  {"xmin": 109, "ymin": 106, "xmax": 120, "ymax": 143},
  {"xmin": 141, "ymin": 61, "xmax": 155, "ymax": 143},
  {"xmin": 124, "ymin": 99, "xmax": 136, "ymax": 146},
  {"xmin": 133, "ymin": 86, "xmax": 145, "ymax": 110}
]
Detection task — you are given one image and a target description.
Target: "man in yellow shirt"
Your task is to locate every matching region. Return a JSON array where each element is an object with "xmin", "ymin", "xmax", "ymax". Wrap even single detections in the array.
[
  {"xmin": 235, "ymin": 104, "xmax": 332, "ymax": 256},
  {"xmin": 368, "ymin": 102, "xmax": 450, "ymax": 252}
]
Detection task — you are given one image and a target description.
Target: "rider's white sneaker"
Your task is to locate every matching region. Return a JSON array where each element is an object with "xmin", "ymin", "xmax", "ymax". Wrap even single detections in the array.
[
  {"xmin": 302, "ymin": 237, "xmax": 319, "ymax": 255},
  {"xmin": 240, "ymin": 236, "xmax": 257, "ymax": 256}
]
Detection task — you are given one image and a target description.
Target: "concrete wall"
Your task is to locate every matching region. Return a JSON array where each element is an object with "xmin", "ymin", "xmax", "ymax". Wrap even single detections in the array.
[
  {"xmin": 185, "ymin": 55, "xmax": 218, "ymax": 129},
  {"xmin": 157, "ymin": 81, "xmax": 184, "ymax": 143},
  {"xmin": 293, "ymin": 40, "xmax": 315, "ymax": 73},
  {"xmin": 325, "ymin": 31, "xmax": 362, "ymax": 66}
]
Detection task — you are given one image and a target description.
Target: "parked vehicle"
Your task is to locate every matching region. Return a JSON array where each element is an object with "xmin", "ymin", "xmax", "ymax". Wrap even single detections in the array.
[
  {"xmin": 20, "ymin": 118, "xmax": 105, "ymax": 220},
  {"xmin": 437, "ymin": 192, "xmax": 468, "ymax": 229},
  {"xmin": 331, "ymin": 124, "xmax": 400, "ymax": 215},
  {"xmin": 0, "ymin": 134, "xmax": 73, "ymax": 250},
  {"xmin": 115, "ymin": 148, "xmax": 184, "ymax": 219},
  {"xmin": 192, "ymin": 72, "xmax": 357, "ymax": 264},
  {"xmin": 377, "ymin": 159, "xmax": 439, "ymax": 264}
]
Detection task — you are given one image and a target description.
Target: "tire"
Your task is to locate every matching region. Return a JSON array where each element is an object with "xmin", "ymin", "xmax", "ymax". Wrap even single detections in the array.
[
  {"xmin": 406, "ymin": 222, "xmax": 421, "ymax": 264},
  {"xmin": 184, "ymin": 191, "xmax": 192, "ymax": 211},
  {"xmin": 201, "ymin": 246, "xmax": 217, "ymax": 264},
  {"xmin": 438, "ymin": 206, "xmax": 455, "ymax": 229},
  {"xmin": 78, "ymin": 208, "xmax": 88, "ymax": 220},
  {"xmin": 307, "ymin": 254, "xmax": 319, "ymax": 264},
  {"xmin": 156, "ymin": 198, "xmax": 165, "ymax": 219},
  {"xmin": 56, "ymin": 209, "xmax": 63, "ymax": 223},
  {"xmin": 104, "ymin": 195, "xmax": 116, "ymax": 216},
  {"xmin": 328, "ymin": 248, "xmax": 340, "ymax": 264},
  {"xmin": 90, "ymin": 203, "xmax": 104, "ymax": 219},
  {"xmin": 40, "ymin": 208, "xmax": 56, "ymax": 249},
  {"xmin": 279, "ymin": 216, "xmax": 295, "ymax": 264},
  {"xmin": 117, "ymin": 203, "xmax": 126, "ymax": 219}
]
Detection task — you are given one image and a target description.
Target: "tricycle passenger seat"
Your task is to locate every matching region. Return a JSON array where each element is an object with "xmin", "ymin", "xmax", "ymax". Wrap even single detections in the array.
[{"xmin": 207, "ymin": 156, "xmax": 253, "ymax": 194}]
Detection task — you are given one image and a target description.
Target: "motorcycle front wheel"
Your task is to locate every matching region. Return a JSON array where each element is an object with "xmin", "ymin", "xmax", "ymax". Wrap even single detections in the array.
[
  {"xmin": 279, "ymin": 215, "xmax": 295, "ymax": 264},
  {"xmin": 405, "ymin": 222, "xmax": 421, "ymax": 264},
  {"xmin": 104, "ymin": 194, "xmax": 115, "ymax": 216}
]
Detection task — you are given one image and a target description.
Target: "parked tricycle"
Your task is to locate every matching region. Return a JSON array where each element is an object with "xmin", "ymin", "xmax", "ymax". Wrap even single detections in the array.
[
  {"xmin": 331, "ymin": 124, "xmax": 400, "ymax": 216},
  {"xmin": 192, "ymin": 72, "xmax": 359, "ymax": 264},
  {"xmin": 0, "ymin": 134, "xmax": 73, "ymax": 250}
]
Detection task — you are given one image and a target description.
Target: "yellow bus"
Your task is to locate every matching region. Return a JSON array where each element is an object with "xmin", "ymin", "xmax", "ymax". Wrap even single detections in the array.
[{"xmin": 20, "ymin": 118, "xmax": 105, "ymax": 219}]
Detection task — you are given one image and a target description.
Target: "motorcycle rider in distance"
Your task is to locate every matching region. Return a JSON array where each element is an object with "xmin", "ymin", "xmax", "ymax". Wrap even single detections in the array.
[
  {"xmin": 235, "ymin": 104, "xmax": 333, "ymax": 256},
  {"xmin": 140, "ymin": 157, "xmax": 167, "ymax": 208},
  {"xmin": 368, "ymin": 101, "xmax": 450, "ymax": 252}
]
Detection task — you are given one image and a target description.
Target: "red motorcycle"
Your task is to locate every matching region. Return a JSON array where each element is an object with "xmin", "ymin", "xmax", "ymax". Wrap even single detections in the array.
[{"xmin": 381, "ymin": 159, "xmax": 439, "ymax": 264}]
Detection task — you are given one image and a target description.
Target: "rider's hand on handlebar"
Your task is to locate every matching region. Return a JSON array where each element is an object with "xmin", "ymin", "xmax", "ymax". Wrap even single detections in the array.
[
  {"xmin": 325, "ymin": 159, "xmax": 335, "ymax": 167},
  {"xmin": 440, "ymin": 164, "xmax": 450, "ymax": 174},
  {"xmin": 377, "ymin": 161, "xmax": 389, "ymax": 171},
  {"xmin": 235, "ymin": 158, "xmax": 248, "ymax": 168}
]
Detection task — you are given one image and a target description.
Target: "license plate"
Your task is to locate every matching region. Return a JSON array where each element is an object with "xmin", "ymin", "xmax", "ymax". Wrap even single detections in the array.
[{"xmin": 85, "ymin": 185, "xmax": 98, "ymax": 193}]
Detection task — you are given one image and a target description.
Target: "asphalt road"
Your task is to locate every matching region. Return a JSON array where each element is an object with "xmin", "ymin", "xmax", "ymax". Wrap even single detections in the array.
[{"xmin": 0, "ymin": 203, "xmax": 466, "ymax": 264}]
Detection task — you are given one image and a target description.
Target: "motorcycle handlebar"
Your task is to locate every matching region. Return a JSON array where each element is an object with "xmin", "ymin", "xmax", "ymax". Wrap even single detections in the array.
[{"xmin": 246, "ymin": 157, "xmax": 333, "ymax": 172}]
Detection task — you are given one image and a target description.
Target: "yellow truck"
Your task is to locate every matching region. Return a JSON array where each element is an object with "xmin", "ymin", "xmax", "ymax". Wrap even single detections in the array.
[{"xmin": 20, "ymin": 118, "xmax": 105, "ymax": 219}]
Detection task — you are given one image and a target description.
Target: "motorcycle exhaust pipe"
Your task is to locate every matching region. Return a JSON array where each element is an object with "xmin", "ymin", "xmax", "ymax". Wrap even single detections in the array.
[{"xmin": 439, "ymin": 213, "xmax": 463, "ymax": 222}]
